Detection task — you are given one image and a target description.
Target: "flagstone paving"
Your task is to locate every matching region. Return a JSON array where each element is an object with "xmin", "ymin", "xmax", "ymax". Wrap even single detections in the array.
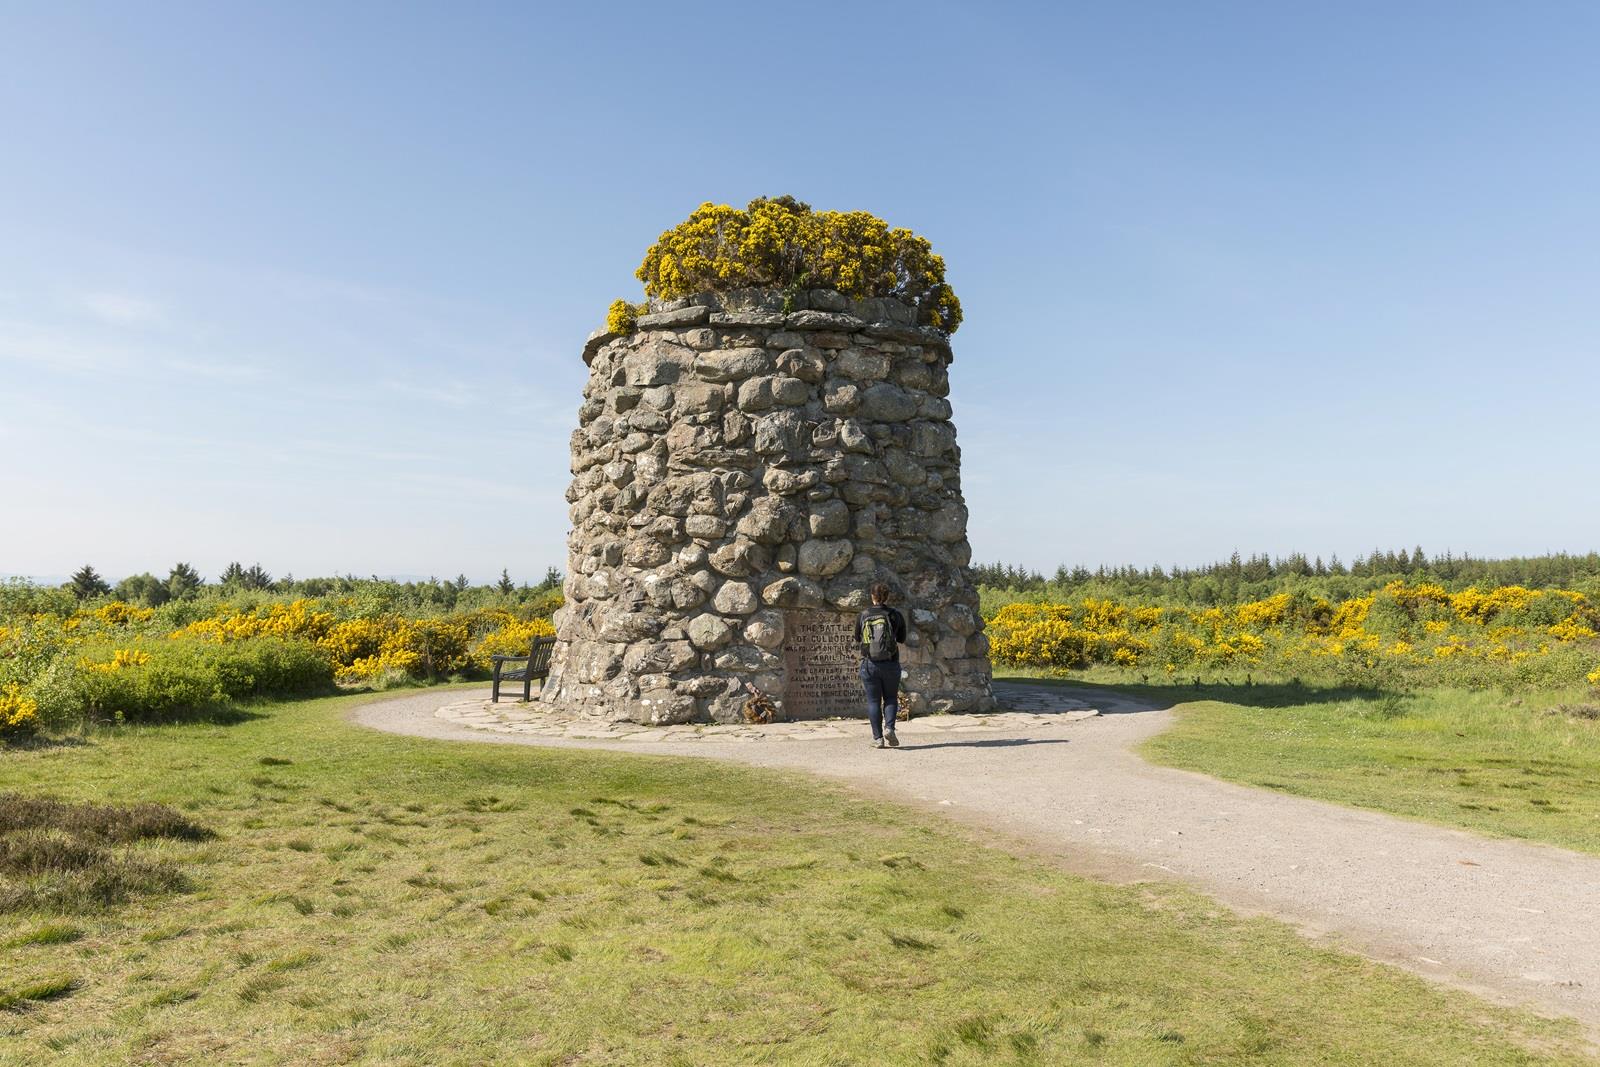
[{"xmin": 434, "ymin": 679, "xmax": 1099, "ymax": 743}]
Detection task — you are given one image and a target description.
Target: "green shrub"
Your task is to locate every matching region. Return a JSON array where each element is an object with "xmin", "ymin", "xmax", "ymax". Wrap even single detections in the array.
[
  {"xmin": 190, "ymin": 637, "xmax": 333, "ymax": 700},
  {"xmin": 28, "ymin": 637, "xmax": 333, "ymax": 726}
]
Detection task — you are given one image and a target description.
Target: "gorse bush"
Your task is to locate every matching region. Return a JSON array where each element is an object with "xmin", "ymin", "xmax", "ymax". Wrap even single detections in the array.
[
  {"xmin": 1, "ymin": 591, "xmax": 560, "ymax": 733},
  {"xmin": 0, "ymin": 684, "xmax": 39, "ymax": 739},
  {"xmin": 25, "ymin": 637, "xmax": 332, "ymax": 725},
  {"xmin": 605, "ymin": 298, "xmax": 646, "ymax": 336},
  {"xmin": 469, "ymin": 616, "xmax": 557, "ymax": 671},
  {"xmin": 629, "ymin": 196, "xmax": 962, "ymax": 334},
  {"xmin": 987, "ymin": 580, "xmax": 1600, "ymax": 689}
]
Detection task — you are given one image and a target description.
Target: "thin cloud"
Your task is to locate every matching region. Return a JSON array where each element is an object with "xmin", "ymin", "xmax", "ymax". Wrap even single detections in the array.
[
  {"xmin": 78, "ymin": 291, "xmax": 165, "ymax": 325},
  {"xmin": 383, "ymin": 379, "xmax": 475, "ymax": 408},
  {"xmin": 162, "ymin": 356, "xmax": 265, "ymax": 382}
]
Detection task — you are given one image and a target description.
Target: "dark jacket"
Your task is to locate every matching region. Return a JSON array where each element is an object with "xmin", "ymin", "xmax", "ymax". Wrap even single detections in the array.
[{"xmin": 855, "ymin": 605, "xmax": 907, "ymax": 663}]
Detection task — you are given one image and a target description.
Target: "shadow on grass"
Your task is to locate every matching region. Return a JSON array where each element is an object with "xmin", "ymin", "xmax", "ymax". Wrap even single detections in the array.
[
  {"xmin": 88, "ymin": 704, "xmax": 272, "ymax": 730},
  {"xmin": 997, "ymin": 675, "xmax": 1398, "ymax": 713},
  {"xmin": 1, "ymin": 735, "xmax": 92, "ymax": 752},
  {"xmin": 901, "ymin": 737, "xmax": 1074, "ymax": 751}
]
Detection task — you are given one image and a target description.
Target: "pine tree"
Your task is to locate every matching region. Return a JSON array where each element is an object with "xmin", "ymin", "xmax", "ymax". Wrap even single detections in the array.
[
  {"xmin": 497, "ymin": 569, "xmax": 515, "ymax": 595},
  {"xmin": 166, "ymin": 562, "xmax": 203, "ymax": 601},
  {"xmin": 69, "ymin": 564, "xmax": 111, "ymax": 600},
  {"xmin": 244, "ymin": 564, "xmax": 273, "ymax": 590},
  {"xmin": 219, "ymin": 562, "xmax": 247, "ymax": 586}
]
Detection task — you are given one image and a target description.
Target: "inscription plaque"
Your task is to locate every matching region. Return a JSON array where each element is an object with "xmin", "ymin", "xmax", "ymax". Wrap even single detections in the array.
[{"xmin": 782, "ymin": 611, "xmax": 861, "ymax": 719}]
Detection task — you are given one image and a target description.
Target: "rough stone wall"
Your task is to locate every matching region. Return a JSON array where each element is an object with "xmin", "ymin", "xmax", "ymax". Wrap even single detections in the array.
[{"xmin": 543, "ymin": 288, "xmax": 995, "ymax": 724}]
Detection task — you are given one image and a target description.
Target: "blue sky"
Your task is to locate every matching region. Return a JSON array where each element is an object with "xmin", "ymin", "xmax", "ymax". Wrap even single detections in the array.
[{"xmin": 3, "ymin": 1, "xmax": 1597, "ymax": 583}]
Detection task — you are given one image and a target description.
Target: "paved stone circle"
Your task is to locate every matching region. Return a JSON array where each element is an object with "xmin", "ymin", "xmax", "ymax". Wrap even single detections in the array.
[{"xmin": 437, "ymin": 680, "xmax": 1096, "ymax": 744}]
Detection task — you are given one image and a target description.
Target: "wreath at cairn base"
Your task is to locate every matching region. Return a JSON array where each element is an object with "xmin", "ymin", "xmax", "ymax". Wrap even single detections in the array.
[{"xmin": 741, "ymin": 682, "xmax": 778, "ymax": 725}]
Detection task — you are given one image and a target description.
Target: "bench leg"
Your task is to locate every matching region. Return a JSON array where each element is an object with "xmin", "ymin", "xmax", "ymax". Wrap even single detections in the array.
[
  {"xmin": 492, "ymin": 663, "xmax": 502, "ymax": 704},
  {"xmin": 523, "ymin": 673, "xmax": 532, "ymax": 702}
]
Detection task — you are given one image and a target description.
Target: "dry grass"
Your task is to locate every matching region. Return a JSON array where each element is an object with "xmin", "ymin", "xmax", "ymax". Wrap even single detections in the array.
[{"xmin": 0, "ymin": 794, "xmax": 210, "ymax": 914}]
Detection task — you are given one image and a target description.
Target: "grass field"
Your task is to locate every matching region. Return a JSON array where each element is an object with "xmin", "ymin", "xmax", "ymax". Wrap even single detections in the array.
[
  {"xmin": 1135, "ymin": 684, "xmax": 1600, "ymax": 856},
  {"xmin": 1, "ymin": 690, "xmax": 1594, "ymax": 1065},
  {"xmin": 996, "ymin": 671, "xmax": 1600, "ymax": 856}
]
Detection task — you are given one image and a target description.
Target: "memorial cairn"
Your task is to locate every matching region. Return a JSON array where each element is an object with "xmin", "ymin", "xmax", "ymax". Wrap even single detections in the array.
[{"xmin": 542, "ymin": 197, "xmax": 996, "ymax": 724}]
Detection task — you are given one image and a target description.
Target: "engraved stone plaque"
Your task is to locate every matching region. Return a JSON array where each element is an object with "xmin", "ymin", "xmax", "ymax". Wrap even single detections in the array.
[{"xmin": 781, "ymin": 611, "xmax": 861, "ymax": 719}]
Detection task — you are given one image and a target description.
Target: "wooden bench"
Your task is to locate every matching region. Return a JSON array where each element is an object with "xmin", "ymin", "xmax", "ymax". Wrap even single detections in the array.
[{"xmin": 491, "ymin": 636, "xmax": 557, "ymax": 703}]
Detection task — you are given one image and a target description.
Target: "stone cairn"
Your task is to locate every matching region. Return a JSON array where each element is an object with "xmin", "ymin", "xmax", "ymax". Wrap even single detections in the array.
[{"xmin": 542, "ymin": 287, "xmax": 996, "ymax": 724}]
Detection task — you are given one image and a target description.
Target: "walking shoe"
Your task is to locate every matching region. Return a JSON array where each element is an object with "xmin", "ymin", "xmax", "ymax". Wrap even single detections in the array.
[
  {"xmin": 886, "ymin": 731, "xmax": 899, "ymax": 748},
  {"xmin": 872, "ymin": 738, "xmax": 887, "ymax": 749}
]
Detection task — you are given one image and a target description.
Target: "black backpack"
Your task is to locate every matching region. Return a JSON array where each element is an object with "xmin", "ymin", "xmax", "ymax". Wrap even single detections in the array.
[{"xmin": 861, "ymin": 607, "xmax": 897, "ymax": 662}]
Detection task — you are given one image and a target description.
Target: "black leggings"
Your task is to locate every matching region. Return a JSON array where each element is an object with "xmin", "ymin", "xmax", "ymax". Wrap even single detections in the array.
[{"xmin": 860, "ymin": 659, "xmax": 901, "ymax": 739}]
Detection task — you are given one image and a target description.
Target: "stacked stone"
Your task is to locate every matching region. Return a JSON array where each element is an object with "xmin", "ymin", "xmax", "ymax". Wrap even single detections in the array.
[{"xmin": 543, "ymin": 287, "xmax": 995, "ymax": 724}]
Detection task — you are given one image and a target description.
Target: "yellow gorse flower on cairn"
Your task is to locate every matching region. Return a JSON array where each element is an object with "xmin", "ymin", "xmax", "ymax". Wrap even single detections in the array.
[{"xmin": 625, "ymin": 196, "xmax": 962, "ymax": 335}]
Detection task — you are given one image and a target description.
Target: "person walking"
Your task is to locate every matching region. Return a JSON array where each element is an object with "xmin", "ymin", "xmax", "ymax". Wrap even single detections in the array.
[{"xmin": 858, "ymin": 582, "xmax": 907, "ymax": 749}]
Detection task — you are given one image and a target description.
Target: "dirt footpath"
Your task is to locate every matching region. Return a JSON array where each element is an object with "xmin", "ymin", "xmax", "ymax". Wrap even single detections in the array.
[{"xmin": 353, "ymin": 685, "xmax": 1600, "ymax": 1034}]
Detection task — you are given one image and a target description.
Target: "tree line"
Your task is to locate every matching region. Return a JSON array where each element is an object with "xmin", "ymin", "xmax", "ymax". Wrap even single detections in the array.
[
  {"xmin": 57, "ymin": 563, "xmax": 565, "ymax": 609},
  {"xmin": 972, "ymin": 548, "xmax": 1600, "ymax": 605}
]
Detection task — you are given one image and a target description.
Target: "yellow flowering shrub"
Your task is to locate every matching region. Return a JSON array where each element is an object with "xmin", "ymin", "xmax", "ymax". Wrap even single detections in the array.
[
  {"xmin": 1204, "ymin": 633, "xmax": 1266, "ymax": 665},
  {"xmin": 987, "ymin": 581, "xmax": 1600, "ymax": 685},
  {"xmin": 0, "ymin": 683, "xmax": 38, "ymax": 737},
  {"xmin": 1451, "ymin": 585, "xmax": 1538, "ymax": 624},
  {"xmin": 470, "ymin": 616, "xmax": 556, "ymax": 670},
  {"xmin": 1329, "ymin": 595, "xmax": 1374, "ymax": 632},
  {"xmin": 1131, "ymin": 606, "xmax": 1164, "ymax": 628},
  {"xmin": 1547, "ymin": 617, "xmax": 1598, "ymax": 642},
  {"xmin": 1385, "ymin": 581, "xmax": 1450, "ymax": 612},
  {"xmin": 606, "ymin": 298, "xmax": 646, "ymax": 335},
  {"xmin": 383, "ymin": 617, "xmax": 472, "ymax": 676},
  {"xmin": 1235, "ymin": 593, "xmax": 1292, "ymax": 628},
  {"xmin": 171, "ymin": 599, "xmax": 335, "ymax": 644},
  {"xmin": 0, "ymin": 590, "xmax": 566, "ymax": 730},
  {"xmin": 94, "ymin": 601, "xmax": 155, "ymax": 626},
  {"xmin": 633, "ymin": 196, "xmax": 963, "ymax": 334},
  {"xmin": 986, "ymin": 603, "xmax": 1148, "ymax": 670},
  {"xmin": 79, "ymin": 648, "xmax": 153, "ymax": 674},
  {"xmin": 317, "ymin": 618, "xmax": 388, "ymax": 664},
  {"xmin": 336, "ymin": 650, "xmax": 422, "ymax": 684}
]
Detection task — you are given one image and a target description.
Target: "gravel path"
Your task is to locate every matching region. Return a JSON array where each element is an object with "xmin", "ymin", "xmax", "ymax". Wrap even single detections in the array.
[{"xmin": 352, "ymin": 685, "xmax": 1600, "ymax": 1033}]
